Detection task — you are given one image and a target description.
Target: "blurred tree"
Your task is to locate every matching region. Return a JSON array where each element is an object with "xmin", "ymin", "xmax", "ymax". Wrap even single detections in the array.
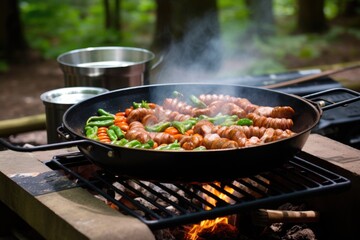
[
  {"xmin": 297, "ymin": 0, "xmax": 328, "ymax": 33},
  {"xmin": 152, "ymin": 0, "xmax": 221, "ymax": 70},
  {"xmin": 246, "ymin": 0, "xmax": 275, "ymax": 38},
  {"xmin": 341, "ymin": 0, "xmax": 360, "ymax": 17},
  {"xmin": 103, "ymin": 0, "xmax": 121, "ymax": 30},
  {"xmin": 0, "ymin": 0, "xmax": 27, "ymax": 61}
]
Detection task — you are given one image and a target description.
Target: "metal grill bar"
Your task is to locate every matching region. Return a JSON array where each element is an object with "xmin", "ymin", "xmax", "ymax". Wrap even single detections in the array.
[{"xmin": 47, "ymin": 151, "xmax": 350, "ymax": 230}]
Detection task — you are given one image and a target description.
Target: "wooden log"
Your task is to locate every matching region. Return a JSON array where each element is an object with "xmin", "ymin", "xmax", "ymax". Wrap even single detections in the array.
[{"xmin": 0, "ymin": 114, "xmax": 46, "ymax": 136}]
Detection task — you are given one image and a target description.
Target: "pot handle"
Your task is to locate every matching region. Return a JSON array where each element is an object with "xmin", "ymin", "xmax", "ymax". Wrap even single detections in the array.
[
  {"xmin": 302, "ymin": 88, "xmax": 360, "ymax": 111},
  {"xmin": 151, "ymin": 54, "xmax": 164, "ymax": 70}
]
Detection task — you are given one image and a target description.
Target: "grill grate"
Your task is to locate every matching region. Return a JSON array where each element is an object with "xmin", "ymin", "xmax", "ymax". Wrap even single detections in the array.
[{"xmin": 47, "ymin": 151, "xmax": 350, "ymax": 230}]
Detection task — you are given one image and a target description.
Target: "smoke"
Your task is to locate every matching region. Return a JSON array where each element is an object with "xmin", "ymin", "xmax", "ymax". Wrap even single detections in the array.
[{"xmin": 151, "ymin": 11, "xmax": 224, "ymax": 84}]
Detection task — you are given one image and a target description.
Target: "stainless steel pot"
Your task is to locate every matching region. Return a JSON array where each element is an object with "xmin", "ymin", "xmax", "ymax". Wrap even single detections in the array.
[
  {"xmin": 57, "ymin": 46, "xmax": 157, "ymax": 90},
  {"xmin": 41, "ymin": 87, "xmax": 108, "ymax": 143}
]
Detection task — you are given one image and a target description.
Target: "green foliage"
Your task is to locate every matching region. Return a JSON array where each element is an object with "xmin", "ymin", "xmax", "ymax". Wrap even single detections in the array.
[
  {"xmin": 17, "ymin": 0, "xmax": 359, "ymax": 75},
  {"xmin": 0, "ymin": 60, "xmax": 8, "ymax": 72},
  {"xmin": 20, "ymin": 0, "xmax": 155, "ymax": 59}
]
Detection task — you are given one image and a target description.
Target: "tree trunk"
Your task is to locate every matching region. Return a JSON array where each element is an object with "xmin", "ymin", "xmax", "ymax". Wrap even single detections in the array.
[
  {"xmin": 297, "ymin": 0, "xmax": 328, "ymax": 33},
  {"xmin": 152, "ymin": 0, "xmax": 172, "ymax": 52},
  {"xmin": 103, "ymin": 0, "xmax": 121, "ymax": 30},
  {"xmin": 341, "ymin": 0, "xmax": 360, "ymax": 17},
  {"xmin": 0, "ymin": 0, "xmax": 27, "ymax": 61},
  {"xmin": 246, "ymin": 0, "xmax": 275, "ymax": 38},
  {"xmin": 151, "ymin": 0, "xmax": 221, "ymax": 71}
]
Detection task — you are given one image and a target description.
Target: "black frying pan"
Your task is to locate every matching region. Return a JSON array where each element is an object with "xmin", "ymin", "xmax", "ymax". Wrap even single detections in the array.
[
  {"xmin": 62, "ymin": 83, "xmax": 320, "ymax": 182},
  {"xmin": 1, "ymin": 84, "xmax": 358, "ymax": 182}
]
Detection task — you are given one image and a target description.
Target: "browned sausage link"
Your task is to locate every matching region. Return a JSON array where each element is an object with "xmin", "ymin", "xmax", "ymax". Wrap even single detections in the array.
[
  {"xmin": 155, "ymin": 107, "xmax": 192, "ymax": 122},
  {"xmin": 193, "ymin": 120, "xmax": 214, "ymax": 136},
  {"xmin": 193, "ymin": 101, "xmax": 247, "ymax": 118},
  {"xmin": 148, "ymin": 132, "xmax": 175, "ymax": 145},
  {"xmin": 235, "ymin": 126, "xmax": 267, "ymax": 138},
  {"xmin": 198, "ymin": 94, "xmax": 234, "ymax": 105},
  {"xmin": 198, "ymin": 94, "xmax": 258, "ymax": 113},
  {"xmin": 270, "ymin": 106, "xmax": 295, "ymax": 119},
  {"xmin": 179, "ymin": 134, "xmax": 204, "ymax": 150},
  {"xmin": 127, "ymin": 108, "xmax": 154, "ymax": 124},
  {"xmin": 215, "ymin": 125, "xmax": 247, "ymax": 141},
  {"xmin": 125, "ymin": 121, "xmax": 152, "ymax": 143},
  {"xmin": 212, "ymin": 125, "xmax": 267, "ymax": 139},
  {"xmin": 203, "ymin": 134, "xmax": 238, "ymax": 149},
  {"xmin": 254, "ymin": 106, "xmax": 295, "ymax": 119},
  {"xmin": 247, "ymin": 113, "xmax": 293, "ymax": 130},
  {"xmin": 162, "ymin": 98, "xmax": 196, "ymax": 116},
  {"xmin": 142, "ymin": 114, "xmax": 158, "ymax": 126}
]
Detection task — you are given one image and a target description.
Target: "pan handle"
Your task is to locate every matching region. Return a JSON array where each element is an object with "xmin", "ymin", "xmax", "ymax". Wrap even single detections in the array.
[
  {"xmin": 0, "ymin": 137, "xmax": 89, "ymax": 152},
  {"xmin": 302, "ymin": 88, "xmax": 360, "ymax": 111}
]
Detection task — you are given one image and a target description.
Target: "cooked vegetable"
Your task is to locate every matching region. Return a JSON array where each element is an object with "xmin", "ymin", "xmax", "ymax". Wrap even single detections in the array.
[
  {"xmin": 145, "ymin": 122, "xmax": 171, "ymax": 132},
  {"xmin": 190, "ymin": 95, "xmax": 207, "ymax": 108},
  {"xmin": 237, "ymin": 118, "xmax": 253, "ymax": 126},
  {"xmin": 84, "ymin": 93, "xmax": 296, "ymax": 150}
]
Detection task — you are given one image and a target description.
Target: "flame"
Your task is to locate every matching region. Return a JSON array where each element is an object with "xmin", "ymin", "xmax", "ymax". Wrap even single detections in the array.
[{"xmin": 186, "ymin": 183, "xmax": 235, "ymax": 240}]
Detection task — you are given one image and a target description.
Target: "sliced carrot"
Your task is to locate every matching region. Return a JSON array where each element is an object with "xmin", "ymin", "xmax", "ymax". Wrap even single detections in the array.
[
  {"xmin": 184, "ymin": 129, "xmax": 194, "ymax": 136},
  {"xmin": 148, "ymin": 103, "xmax": 157, "ymax": 109},
  {"xmin": 173, "ymin": 134, "xmax": 184, "ymax": 140},
  {"xmin": 115, "ymin": 112, "xmax": 126, "ymax": 117},
  {"xmin": 125, "ymin": 107, "xmax": 133, "ymax": 116},
  {"xmin": 114, "ymin": 115, "xmax": 126, "ymax": 123},
  {"xmin": 115, "ymin": 122, "xmax": 129, "ymax": 131},
  {"xmin": 164, "ymin": 126, "xmax": 180, "ymax": 135}
]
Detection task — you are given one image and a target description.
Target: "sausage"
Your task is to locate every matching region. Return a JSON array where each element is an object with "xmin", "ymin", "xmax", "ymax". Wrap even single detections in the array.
[
  {"xmin": 127, "ymin": 108, "xmax": 154, "ymax": 123},
  {"xmin": 179, "ymin": 134, "xmax": 204, "ymax": 150},
  {"xmin": 254, "ymin": 106, "xmax": 295, "ymax": 119},
  {"xmin": 198, "ymin": 94, "xmax": 258, "ymax": 113},
  {"xmin": 149, "ymin": 132, "xmax": 175, "ymax": 145},
  {"xmin": 193, "ymin": 120, "xmax": 214, "ymax": 136},
  {"xmin": 155, "ymin": 106, "xmax": 191, "ymax": 122},
  {"xmin": 247, "ymin": 113, "xmax": 293, "ymax": 130},
  {"xmin": 125, "ymin": 121, "xmax": 152, "ymax": 143},
  {"xmin": 162, "ymin": 98, "xmax": 196, "ymax": 116},
  {"xmin": 193, "ymin": 101, "xmax": 247, "ymax": 118},
  {"xmin": 141, "ymin": 114, "xmax": 158, "ymax": 126},
  {"xmin": 203, "ymin": 134, "xmax": 238, "ymax": 149}
]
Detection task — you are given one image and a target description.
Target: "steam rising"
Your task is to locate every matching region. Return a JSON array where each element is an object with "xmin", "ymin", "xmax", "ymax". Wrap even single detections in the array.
[{"xmin": 151, "ymin": 11, "xmax": 225, "ymax": 84}]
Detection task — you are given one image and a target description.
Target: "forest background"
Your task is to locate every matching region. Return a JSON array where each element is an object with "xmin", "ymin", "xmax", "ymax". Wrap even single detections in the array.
[{"xmin": 0, "ymin": 0, "xmax": 360, "ymax": 122}]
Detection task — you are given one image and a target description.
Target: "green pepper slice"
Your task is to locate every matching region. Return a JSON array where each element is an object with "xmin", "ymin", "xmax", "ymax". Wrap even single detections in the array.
[
  {"xmin": 133, "ymin": 100, "xmax": 150, "ymax": 109},
  {"xmin": 86, "ymin": 119, "xmax": 115, "ymax": 127},
  {"xmin": 106, "ymin": 128, "xmax": 118, "ymax": 141},
  {"xmin": 85, "ymin": 126, "xmax": 98, "ymax": 140},
  {"xmin": 98, "ymin": 108, "xmax": 115, "ymax": 117},
  {"xmin": 155, "ymin": 141, "xmax": 183, "ymax": 150},
  {"xmin": 113, "ymin": 138, "xmax": 129, "ymax": 146},
  {"xmin": 145, "ymin": 122, "xmax": 171, "ymax": 132},
  {"xmin": 237, "ymin": 118, "xmax": 253, "ymax": 126},
  {"xmin": 109, "ymin": 125, "xmax": 124, "ymax": 139},
  {"xmin": 190, "ymin": 95, "xmax": 207, "ymax": 108},
  {"xmin": 124, "ymin": 140, "xmax": 142, "ymax": 148}
]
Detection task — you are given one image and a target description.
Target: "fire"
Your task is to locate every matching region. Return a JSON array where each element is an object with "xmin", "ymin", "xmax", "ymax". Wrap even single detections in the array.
[{"xmin": 185, "ymin": 183, "xmax": 236, "ymax": 240}]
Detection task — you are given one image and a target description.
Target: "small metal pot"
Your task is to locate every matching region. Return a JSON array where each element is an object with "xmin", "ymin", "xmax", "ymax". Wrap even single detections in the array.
[
  {"xmin": 57, "ymin": 46, "xmax": 157, "ymax": 90},
  {"xmin": 41, "ymin": 87, "xmax": 108, "ymax": 143}
]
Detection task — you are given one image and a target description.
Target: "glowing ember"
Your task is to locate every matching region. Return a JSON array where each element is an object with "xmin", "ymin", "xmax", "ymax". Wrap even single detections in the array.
[{"xmin": 185, "ymin": 183, "xmax": 237, "ymax": 240}]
